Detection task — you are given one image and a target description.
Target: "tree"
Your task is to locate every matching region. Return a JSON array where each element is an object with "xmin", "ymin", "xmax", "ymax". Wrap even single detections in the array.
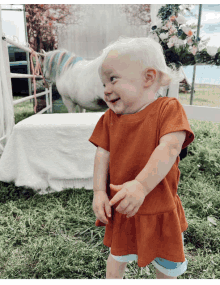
[
  {"xmin": 25, "ymin": 4, "xmax": 80, "ymax": 52},
  {"xmin": 122, "ymin": 4, "xmax": 151, "ymax": 26}
]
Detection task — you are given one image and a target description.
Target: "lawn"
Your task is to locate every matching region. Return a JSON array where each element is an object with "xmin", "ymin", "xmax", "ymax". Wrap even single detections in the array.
[
  {"xmin": 178, "ymin": 84, "xmax": 220, "ymax": 108},
  {"xmin": 0, "ymin": 86, "xmax": 220, "ymax": 279}
]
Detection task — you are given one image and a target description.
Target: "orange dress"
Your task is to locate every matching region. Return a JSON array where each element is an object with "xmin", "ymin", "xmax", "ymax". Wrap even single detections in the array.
[{"xmin": 89, "ymin": 97, "xmax": 195, "ymax": 267}]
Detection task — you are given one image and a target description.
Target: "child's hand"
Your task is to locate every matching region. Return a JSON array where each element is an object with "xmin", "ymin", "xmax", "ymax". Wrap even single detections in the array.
[
  {"xmin": 109, "ymin": 180, "xmax": 146, "ymax": 218},
  {"xmin": 93, "ymin": 191, "xmax": 111, "ymax": 224}
]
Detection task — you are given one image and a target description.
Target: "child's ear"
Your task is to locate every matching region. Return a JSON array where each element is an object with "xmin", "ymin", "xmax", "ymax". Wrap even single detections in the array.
[{"xmin": 143, "ymin": 69, "xmax": 157, "ymax": 87}]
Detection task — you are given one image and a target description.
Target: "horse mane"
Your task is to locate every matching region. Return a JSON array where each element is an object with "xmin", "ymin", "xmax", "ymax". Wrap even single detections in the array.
[{"xmin": 43, "ymin": 49, "xmax": 83, "ymax": 82}]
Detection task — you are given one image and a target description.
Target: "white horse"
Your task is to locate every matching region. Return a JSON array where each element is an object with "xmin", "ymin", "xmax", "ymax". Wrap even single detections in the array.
[{"xmin": 42, "ymin": 49, "xmax": 108, "ymax": 113}]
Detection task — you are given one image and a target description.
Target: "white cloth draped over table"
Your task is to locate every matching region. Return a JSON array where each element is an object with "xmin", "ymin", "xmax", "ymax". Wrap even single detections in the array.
[{"xmin": 0, "ymin": 113, "xmax": 103, "ymax": 194}]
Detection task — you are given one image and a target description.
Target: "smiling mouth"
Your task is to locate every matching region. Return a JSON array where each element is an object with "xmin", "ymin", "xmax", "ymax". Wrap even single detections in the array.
[{"xmin": 110, "ymin": 98, "xmax": 120, "ymax": 104}]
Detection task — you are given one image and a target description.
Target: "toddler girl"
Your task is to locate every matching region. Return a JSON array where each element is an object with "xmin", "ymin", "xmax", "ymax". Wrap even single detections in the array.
[{"xmin": 89, "ymin": 37, "xmax": 194, "ymax": 279}]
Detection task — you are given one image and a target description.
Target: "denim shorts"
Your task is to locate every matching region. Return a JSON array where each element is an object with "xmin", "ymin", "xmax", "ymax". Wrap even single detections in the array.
[{"xmin": 110, "ymin": 233, "xmax": 188, "ymax": 277}]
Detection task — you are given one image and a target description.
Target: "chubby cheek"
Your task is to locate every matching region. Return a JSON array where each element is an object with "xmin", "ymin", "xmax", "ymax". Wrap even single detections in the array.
[
  {"xmin": 120, "ymin": 83, "xmax": 137, "ymax": 93},
  {"xmin": 120, "ymin": 84, "xmax": 138, "ymax": 105}
]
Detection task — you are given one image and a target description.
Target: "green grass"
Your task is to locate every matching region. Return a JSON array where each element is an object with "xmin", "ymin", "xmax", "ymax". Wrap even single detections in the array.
[
  {"xmin": 13, "ymin": 97, "xmax": 35, "ymax": 124},
  {"xmin": 178, "ymin": 84, "xmax": 220, "ymax": 108},
  {"xmin": 1, "ymin": 88, "xmax": 220, "ymax": 278},
  {"xmin": 13, "ymin": 96, "xmax": 95, "ymax": 124}
]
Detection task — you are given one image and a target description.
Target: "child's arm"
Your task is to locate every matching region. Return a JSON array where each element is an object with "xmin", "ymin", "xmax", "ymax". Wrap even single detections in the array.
[
  {"xmin": 93, "ymin": 147, "xmax": 111, "ymax": 224},
  {"xmin": 135, "ymin": 131, "xmax": 186, "ymax": 196},
  {"xmin": 93, "ymin": 146, "xmax": 110, "ymax": 192},
  {"xmin": 109, "ymin": 131, "xmax": 186, "ymax": 218}
]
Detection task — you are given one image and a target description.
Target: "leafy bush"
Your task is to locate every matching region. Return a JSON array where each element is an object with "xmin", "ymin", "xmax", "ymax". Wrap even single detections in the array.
[{"xmin": 179, "ymin": 120, "xmax": 220, "ymax": 183}]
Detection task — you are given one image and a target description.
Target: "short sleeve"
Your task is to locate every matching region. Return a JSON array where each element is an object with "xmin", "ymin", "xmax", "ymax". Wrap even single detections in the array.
[
  {"xmin": 159, "ymin": 98, "xmax": 195, "ymax": 149},
  {"xmin": 89, "ymin": 110, "xmax": 110, "ymax": 152}
]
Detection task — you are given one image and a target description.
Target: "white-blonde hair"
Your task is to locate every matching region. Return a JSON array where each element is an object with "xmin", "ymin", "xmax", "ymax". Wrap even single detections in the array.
[{"xmin": 98, "ymin": 36, "xmax": 184, "ymax": 87}]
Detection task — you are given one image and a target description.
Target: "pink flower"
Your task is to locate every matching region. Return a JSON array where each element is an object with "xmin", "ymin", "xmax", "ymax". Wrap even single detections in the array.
[
  {"xmin": 190, "ymin": 45, "xmax": 197, "ymax": 55},
  {"xmin": 166, "ymin": 21, "xmax": 172, "ymax": 29},
  {"xmin": 182, "ymin": 25, "xmax": 193, "ymax": 37},
  {"xmin": 187, "ymin": 30, "xmax": 193, "ymax": 37},
  {"xmin": 167, "ymin": 35, "xmax": 178, "ymax": 48},
  {"xmin": 168, "ymin": 27, "xmax": 177, "ymax": 35},
  {"xmin": 170, "ymin": 15, "xmax": 176, "ymax": 22},
  {"xmin": 176, "ymin": 15, "xmax": 186, "ymax": 25},
  {"xmin": 187, "ymin": 38, "xmax": 193, "ymax": 46}
]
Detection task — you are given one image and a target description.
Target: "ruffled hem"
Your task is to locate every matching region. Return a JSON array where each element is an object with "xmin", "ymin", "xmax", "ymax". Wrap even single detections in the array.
[{"xmin": 96, "ymin": 194, "xmax": 188, "ymax": 267}]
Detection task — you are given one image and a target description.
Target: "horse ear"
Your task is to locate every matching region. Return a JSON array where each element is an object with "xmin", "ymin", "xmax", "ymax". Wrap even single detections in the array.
[{"xmin": 39, "ymin": 49, "xmax": 46, "ymax": 64}]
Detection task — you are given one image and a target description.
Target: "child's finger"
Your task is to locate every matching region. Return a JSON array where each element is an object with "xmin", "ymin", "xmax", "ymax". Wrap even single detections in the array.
[
  {"xmin": 105, "ymin": 200, "xmax": 111, "ymax": 218},
  {"xmin": 110, "ymin": 184, "xmax": 123, "ymax": 192},
  {"xmin": 109, "ymin": 189, "xmax": 126, "ymax": 206},
  {"xmin": 97, "ymin": 208, "xmax": 108, "ymax": 224}
]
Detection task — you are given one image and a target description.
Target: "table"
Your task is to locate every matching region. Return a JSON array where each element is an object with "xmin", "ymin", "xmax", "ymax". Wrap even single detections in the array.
[{"xmin": 0, "ymin": 113, "xmax": 104, "ymax": 194}]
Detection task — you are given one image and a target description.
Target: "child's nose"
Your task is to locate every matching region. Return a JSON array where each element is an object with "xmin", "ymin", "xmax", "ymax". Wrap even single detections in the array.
[{"xmin": 104, "ymin": 83, "xmax": 112, "ymax": 96}]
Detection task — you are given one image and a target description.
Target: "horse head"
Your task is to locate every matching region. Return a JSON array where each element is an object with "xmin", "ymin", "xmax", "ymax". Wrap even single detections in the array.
[{"xmin": 42, "ymin": 49, "xmax": 83, "ymax": 83}]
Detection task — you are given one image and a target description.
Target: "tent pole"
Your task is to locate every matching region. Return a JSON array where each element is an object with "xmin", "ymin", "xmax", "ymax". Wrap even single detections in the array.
[{"xmin": 190, "ymin": 4, "xmax": 202, "ymax": 105}]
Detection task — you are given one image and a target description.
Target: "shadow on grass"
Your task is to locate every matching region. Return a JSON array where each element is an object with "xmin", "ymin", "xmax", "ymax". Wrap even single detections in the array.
[
  {"xmin": 0, "ymin": 181, "xmax": 36, "ymax": 203},
  {"xmin": 0, "ymin": 181, "xmax": 93, "ymax": 205},
  {"xmin": 15, "ymin": 111, "xmax": 35, "ymax": 124}
]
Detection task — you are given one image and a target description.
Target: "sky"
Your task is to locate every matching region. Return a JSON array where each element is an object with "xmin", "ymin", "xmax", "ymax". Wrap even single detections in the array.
[
  {"xmin": 1, "ymin": 4, "xmax": 26, "ymax": 44},
  {"xmin": 1, "ymin": 3, "xmax": 220, "ymax": 85}
]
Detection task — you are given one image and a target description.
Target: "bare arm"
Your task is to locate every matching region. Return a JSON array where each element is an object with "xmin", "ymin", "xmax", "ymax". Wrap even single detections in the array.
[
  {"xmin": 93, "ymin": 146, "xmax": 110, "ymax": 192},
  {"xmin": 135, "ymin": 131, "xmax": 186, "ymax": 196},
  {"xmin": 93, "ymin": 147, "xmax": 111, "ymax": 224}
]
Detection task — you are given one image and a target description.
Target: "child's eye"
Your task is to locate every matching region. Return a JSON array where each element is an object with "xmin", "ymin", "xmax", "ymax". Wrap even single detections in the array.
[
  {"xmin": 110, "ymin": 76, "xmax": 117, "ymax": 83},
  {"xmin": 103, "ymin": 84, "xmax": 106, "ymax": 88}
]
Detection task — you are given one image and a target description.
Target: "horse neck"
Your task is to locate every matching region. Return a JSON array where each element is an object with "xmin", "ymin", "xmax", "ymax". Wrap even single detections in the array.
[{"xmin": 44, "ymin": 50, "xmax": 75, "ymax": 83}]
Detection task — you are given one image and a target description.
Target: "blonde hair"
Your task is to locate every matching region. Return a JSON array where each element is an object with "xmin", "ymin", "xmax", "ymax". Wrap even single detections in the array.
[{"xmin": 98, "ymin": 36, "xmax": 184, "ymax": 87}]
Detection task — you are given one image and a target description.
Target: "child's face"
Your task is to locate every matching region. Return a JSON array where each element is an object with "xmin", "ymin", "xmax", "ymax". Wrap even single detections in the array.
[{"xmin": 101, "ymin": 50, "xmax": 152, "ymax": 115}]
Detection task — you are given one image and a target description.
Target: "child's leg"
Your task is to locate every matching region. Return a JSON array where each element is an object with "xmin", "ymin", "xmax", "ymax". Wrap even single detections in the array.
[
  {"xmin": 155, "ymin": 268, "xmax": 177, "ymax": 279},
  {"xmin": 106, "ymin": 253, "xmax": 128, "ymax": 279}
]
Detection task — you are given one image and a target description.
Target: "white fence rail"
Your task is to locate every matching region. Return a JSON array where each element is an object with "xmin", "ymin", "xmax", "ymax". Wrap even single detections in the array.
[
  {"xmin": 2, "ymin": 34, "xmax": 45, "ymax": 56},
  {"xmin": 183, "ymin": 104, "xmax": 220, "ymax": 123},
  {"xmin": 10, "ymin": 73, "xmax": 43, "ymax": 79},
  {"xmin": 3, "ymin": 35, "xmax": 53, "ymax": 113}
]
